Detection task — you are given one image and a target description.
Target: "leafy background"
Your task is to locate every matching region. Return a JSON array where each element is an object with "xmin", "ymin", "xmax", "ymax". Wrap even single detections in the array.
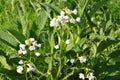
[{"xmin": 0, "ymin": 0, "xmax": 120, "ymax": 80}]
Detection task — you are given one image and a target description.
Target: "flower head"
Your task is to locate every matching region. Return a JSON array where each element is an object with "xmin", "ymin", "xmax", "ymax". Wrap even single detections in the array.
[
  {"xmin": 50, "ymin": 18, "xmax": 59, "ymax": 27},
  {"xmin": 17, "ymin": 65, "xmax": 23, "ymax": 74},
  {"xmin": 29, "ymin": 46, "xmax": 35, "ymax": 51},
  {"xmin": 72, "ymin": 9, "xmax": 77, "ymax": 15},
  {"xmin": 19, "ymin": 44, "xmax": 25, "ymax": 50},
  {"xmin": 70, "ymin": 18, "xmax": 75, "ymax": 23},
  {"xmin": 70, "ymin": 59, "xmax": 75, "ymax": 64},
  {"xmin": 79, "ymin": 56, "xmax": 86, "ymax": 63},
  {"xmin": 18, "ymin": 60, "xmax": 23, "ymax": 64},
  {"xmin": 27, "ymin": 63, "xmax": 35, "ymax": 72},
  {"xmin": 35, "ymin": 52, "xmax": 41, "ymax": 57},
  {"xmin": 79, "ymin": 73, "xmax": 85, "ymax": 80},
  {"xmin": 65, "ymin": 39, "xmax": 70, "ymax": 44},
  {"xmin": 76, "ymin": 17, "xmax": 80, "ymax": 22},
  {"xmin": 54, "ymin": 45, "xmax": 59, "ymax": 49},
  {"xmin": 87, "ymin": 72, "xmax": 95, "ymax": 80}
]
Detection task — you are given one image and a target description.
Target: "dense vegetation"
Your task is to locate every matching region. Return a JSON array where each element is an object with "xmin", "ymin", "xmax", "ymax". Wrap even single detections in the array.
[{"xmin": 0, "ymin": 0, "xmax": 120, "ymax": 80}]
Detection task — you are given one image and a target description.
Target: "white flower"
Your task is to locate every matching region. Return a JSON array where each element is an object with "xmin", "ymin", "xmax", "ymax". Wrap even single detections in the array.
[
  {"xmin": 32, "ymin": 41, "xmax": 38, "ymax": 46},
  {"xmin": 87, "ymin": 73, "xmax": 95, "ymax": 80},
  {"xmin": 30, "ymin": 38, "xmax": 35, "ymax": 42},
  {"xmin": 76, "ymin": 17, "xmax": 80, "ymax": 22},
  {"xmin": 29, "ymin": 46, "xmax": 35, "ymax": 51},
  {"xmin": 19, "ymin": 44, "xmax": 25, "ymax": 50},
  {"xmin": 70, "ymin": 59, "xmax": 75, "ymax": 64},
  {"xmin": 50, "ymin": 18, "xmax": 59, "ymax": 27},
  {"xmin": 79, "ymin": 73, "xmax": 85, "ymax": 80},
  {"xmin": 58, "ymin": 12, "xmax": 69, "ymax": 26},
  {"xmin": 70, "ymin": 18, "xmax": 75, "ymax": 23},
  {"xmin": 65, "ymin": 39, "xmax": 70, "ymax": 44},
  {"xmin": 18, "ymin": 60, "xmax": 23, "ymax": 64},
  {"xmin": 35, "ymin": 52, "xmax": 41, "ymax": 57},
  {"xmin": 27, "ymin": 63, "xmax": 35, "ymax": 72},
  {"xmin": 18, "ymin": 49, "xmax": 27, "ymax": 55},
  {"xmin": 79, "ymin": 56, "xmax": 86, "ymax": 63},
  {"xmin": 54, "ymin": 45, "xmax": 59, "ymax": 49},
  {"xmin": 72, "ymin": 9, "xmax": 77, "ymax": 15},
  {"xmin": 65, "ymin": 9, "xmax": 72, "ymax": 14},
  {"xmin": 17, "ymin": 65, "xmax": 23, "ymax": 74},
  {"xmin": 37, "ymin": 44, "xmax": 42, "ymax": 48},
  {"xmin": 25, "ymin": 39, "xmax": 30, "ymax": 45},
  {"xmin": 60, "ymin": 11, "xmax": 65, "ymax": 16}
]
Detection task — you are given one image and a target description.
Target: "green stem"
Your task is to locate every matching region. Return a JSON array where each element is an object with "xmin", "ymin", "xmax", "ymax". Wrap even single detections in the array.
[{"xmin": 63, "ymin": 69, "xmax": 75, "ymax": 80}]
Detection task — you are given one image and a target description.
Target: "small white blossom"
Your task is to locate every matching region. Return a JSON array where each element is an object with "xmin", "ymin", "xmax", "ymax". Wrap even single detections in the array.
[
  {"xmin": 25, "ymin": 39, "xmax": 30, "ymax": 45},
  {"xmin": 30, "ymin": 38, "xmax": 35, "ymax": 42},
  {"xmin": 37, "ymin": 44, "xmax": 42, "ymax": 48},
  {"xmin": 87, "ymin": 72, "xmax": 95, "ymax": 80},
  {"xmin": 60, "ymin": 11, "xmax": 65, "ymax": 16},
  {"xmin": 17, "ymin": 65, "xmax": 23, "ymax": 74},
  {"xmin": 54, "ymin": 45, "xmax": 59, "ymax": 49},
  {"xmin": 29, "ymin": 46, "xmax": 35, "ymax": 51},
  {"xmin": 79, "ymin": 56, "xmax": 86, "ymax": 63},
  {"xmin": 27, "ymin": 63, "xmax": 35, "ymax": 72},
  {"xmin": 35, "ymin": 52, "xmax": 41, "ymax": 57},
  {"xmin": 65, "ymin": 9, "xmax": 72, "ymax": 14},
  {"xmin": 76, "ymin": 17, "xmax": 80, "ymax": 22},
  {"xmin": 79, "ymin": 73, "xmax": 85, "ymax": 80},
  {"xmin": 18, "ymin": 49, "xmax": 27, "ymax": 55},
  {"xmin": 50, "ymin": 18, "xmax": 59, "ymax": 27},
  {"xmin": 32, "ymin": 41, "xmax": 38, "ymax": 46},
  {"xmin": 72, "ymin": 9, "xmax": 77, "ymax": 15},
  {"xmin": 18, "ymin": 60, "xmax": 23, "ymax": 64},
  {"xmin": 70, "ymin": 59, "xmax": 75, "ymax": 64},
  {"xmin": 19, "ymin": 44, "xmax": 25, "ymax": 50},
  {"xmin": 70, "ymin": 18, "xmax": 75, "ymax": 23},
  {"xmin": 58, "ymin": 12, "xmax": 69, "ymax": 26},
  {"xmin": 65, "ymin": 39, "xmax": 70, "ymax": 44}
]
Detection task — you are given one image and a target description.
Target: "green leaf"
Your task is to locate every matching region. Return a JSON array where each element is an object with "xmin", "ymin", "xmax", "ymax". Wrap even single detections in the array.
[
  {"xmin": 0, "ymin": 56, "xmax": 11, "ymax": 70},
  {"xmin": 97, "ymin": 39, "xmax": 119, "ymax": 53},
  {"xmin": 40, "ymin": 3, "xmax": 60, "ymax": 14},
  {"xmin": 36, "ymin": 10, "xmax": 48, "ymax": 36},
  {"xmin": 7, "ymin": 29, "xmax": 25, "ymax": 43},
  {"xmin": 0, "ymin": 30, "xmax": 18, "ymax": 49},
  {"xmin": 89, "ymin": 0, "xmax": 107, "ymax": 17}
]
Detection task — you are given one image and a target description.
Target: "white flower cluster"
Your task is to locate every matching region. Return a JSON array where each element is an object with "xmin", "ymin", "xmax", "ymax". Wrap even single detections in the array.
[
  {"xmin": 17, "ymin": 60, "xmax": 35, "ymax": 74},
  {"xmin": 17, "ymin": 38, "xmax": 42, "ymax": 74},
  {"xmin": 79, "ymin": 72, "xmax": 95, "ymax": 80},
  {"xmin": 18, "ymin": 38, "xmax": 41, "ymax": 57},
  {"xmin": 50, "ymin": 8, "xmax": 80, "ymax": 27}
]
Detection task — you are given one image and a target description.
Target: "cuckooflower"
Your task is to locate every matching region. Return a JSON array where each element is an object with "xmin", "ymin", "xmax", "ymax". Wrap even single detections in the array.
[
  {"xmin": 79, "ymin": 73, "xmax": 85, "ymax": 80},
  {"xmin": 70, "ymin": 18, "xmax": 75, "ymax": 23},
  {"xmin": 29, "ymin": 38, "xmax": 35, "ymax": 42},
  {"xmin": 18, "ymin": 49, "xmax": 27, "ymax": 55},
  {"xmin": 29, "ymin": 46, "xmax": 36, "ymax": 51},
  {"xmin": 79, "ymin": 56, "xmax": 86, "ymax": 63},
  {"xmin": 17, "ymin": 65, "xmax": 23, "ymax": 74},
  {"xmin": 65, "ymin": 39, "xmax": 70, "ymax": 44},
  {"xmin": 54, "ymin": 45, "xmax": 59, "ymax": 49},
  {"xmin": 72, "ymin": 9, "xmax": 77, "ymax": 15},
  {"xmin": 50, "ymin": 18, "xmax": 59, "ymax": 27},
  {"xmin": 70, "ymin": 59, "xmax": 75, "ymax": 64},
  {"xmin": 37, "ymin": 44, "xmax": 42, "ymax": 48},
  {"xmin": 18, "ymin": 60, "xmax": 23, "ymax": 64},
  {"xmin": 35, "ymin": 52, "xmax": 41, "ymax": 57},
  {"xmin": 76, "ymin": 17, "xmax": 80, "ymax": 22},
  {"xmin": 19, "ymin": 44, "xmax": 25, "ymax": 50},
  {"xmin": 27, "ymin": 63, "xmax": 35, "ymax": 72},
  {"xmin": 87, "ymin": 72, "xmax": 95, "ymax": 80}
]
